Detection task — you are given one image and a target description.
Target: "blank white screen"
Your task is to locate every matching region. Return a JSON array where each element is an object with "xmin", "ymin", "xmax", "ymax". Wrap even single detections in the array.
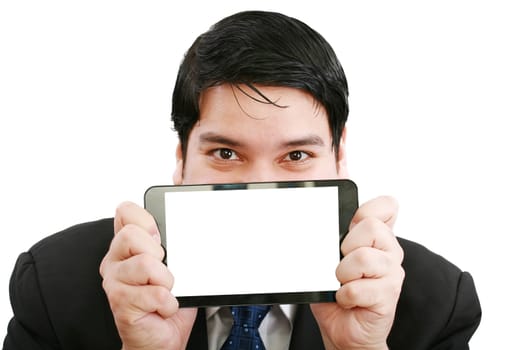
[{"xmin": 164, "ymin": 186, "xmax": 340, "ymax": 297}]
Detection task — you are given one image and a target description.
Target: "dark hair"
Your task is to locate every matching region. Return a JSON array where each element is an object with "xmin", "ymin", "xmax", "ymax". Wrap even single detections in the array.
[{"xmin": 171, "ymin": 10, "xmax": 349, "ymax": 157}]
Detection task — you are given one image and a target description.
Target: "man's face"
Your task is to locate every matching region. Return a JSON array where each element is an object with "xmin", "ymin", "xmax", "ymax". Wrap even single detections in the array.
[{"xmin": 174, "ymin": 84, "xmax": 347, "ymax": 185}]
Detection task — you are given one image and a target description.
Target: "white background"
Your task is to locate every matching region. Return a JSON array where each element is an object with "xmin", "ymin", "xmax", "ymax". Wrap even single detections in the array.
[{"xmin": 1, "ymin": 1, "xmax": 523, "ymax": 347}]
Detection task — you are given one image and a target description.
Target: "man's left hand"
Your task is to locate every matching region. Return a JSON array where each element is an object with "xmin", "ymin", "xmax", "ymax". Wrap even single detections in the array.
[{"xmin": 311, "ymin": 196, "xmax": 405, "ymax": 350}]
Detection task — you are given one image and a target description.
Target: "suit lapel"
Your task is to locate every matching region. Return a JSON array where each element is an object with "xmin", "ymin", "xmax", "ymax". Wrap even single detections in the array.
[
  {"xmin": 187, "ymin": 308, "xmax": 208, "ymax": 349},
  {"xmin": 289, "ymin": 304, "xmax": 324, "ymax": 349}
]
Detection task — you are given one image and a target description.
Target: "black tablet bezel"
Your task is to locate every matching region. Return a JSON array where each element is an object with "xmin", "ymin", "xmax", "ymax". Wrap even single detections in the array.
[{"xmin": 144, "ymin": 179, "xmax": 358, "ymax": 307}]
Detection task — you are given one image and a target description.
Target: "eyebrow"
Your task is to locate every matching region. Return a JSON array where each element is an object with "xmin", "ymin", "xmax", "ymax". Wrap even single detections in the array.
[
  {"xmin": 199, "ymin": 132, "xmax": 244, "ymax": 147},
  {"xmin": 199, "ymin": 132, "xmax": 325, "ymax": 149},
  {"xmin": 280, "ymin": 135, "xmax": 325, "ymax": 148}
]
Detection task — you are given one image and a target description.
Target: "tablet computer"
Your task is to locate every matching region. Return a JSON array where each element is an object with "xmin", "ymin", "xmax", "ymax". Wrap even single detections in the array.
[{"xmin": 144, "ymin": 179, "xmax": 358, "ymax": 307}]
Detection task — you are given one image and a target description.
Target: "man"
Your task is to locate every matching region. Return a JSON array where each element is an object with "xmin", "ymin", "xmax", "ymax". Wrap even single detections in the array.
[{"xmin": 4, "ymin": 10, "xmax": 481, "ymax": 350}]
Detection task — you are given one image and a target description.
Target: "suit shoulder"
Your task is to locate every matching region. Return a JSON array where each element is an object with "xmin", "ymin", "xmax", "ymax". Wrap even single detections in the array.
[
  {"xmin": 388, "ymin": 237, "xmax": 481, "ymax": 349},
  {"xmin": 396, "ymin": 236, "xmax": 469, "ymax": 308},
  {"xmin": 29, "ymin": 218, "xmax": 114, "ymax": 260},
  {"xmin": 397, "ymin": 237, "xmax": 463, "ymax": 278},
  {"xmin": 7, "ymin": 218, "xmax": 122, "ymax": 348}
]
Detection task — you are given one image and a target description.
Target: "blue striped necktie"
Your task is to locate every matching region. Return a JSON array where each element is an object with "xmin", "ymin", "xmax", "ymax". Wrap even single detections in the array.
[{"xmin": 220, "ymin": 305, "xmax": 272, "ymax": 350}]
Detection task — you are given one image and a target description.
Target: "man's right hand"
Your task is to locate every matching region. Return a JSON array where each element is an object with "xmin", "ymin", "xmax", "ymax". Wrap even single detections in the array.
[{"xmin": 99, "ymin": 201, "xmax": 197, "ymax": 350}]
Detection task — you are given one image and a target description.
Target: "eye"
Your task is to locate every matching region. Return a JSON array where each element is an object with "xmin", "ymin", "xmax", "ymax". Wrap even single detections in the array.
[
  {"xmin": 212, "ymin": 148, "xmax": 240, "ymax": 160},
  {"xmin": 284, "ymin": 151, "xmax": 310, "ymax": 161}
]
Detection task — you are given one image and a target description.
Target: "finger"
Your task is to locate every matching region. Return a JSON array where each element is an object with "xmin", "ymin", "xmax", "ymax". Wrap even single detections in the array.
[
  {"xmin": 336, "ymin": 247, "xmax": 392, "ymax": 284},
  {"xmin": 351, "ymin": 196, "xmax": 399, "ymax": 230},
  {"xmin": 336, "ymin": 268, "xmax": 404, "ymax": 312},
  {"xmin": 341, "ymin": 217, "xmax": 403, "ymax": 263},
  {"xmin": 336, "ymin": 279, "xmax": 387, "ymax": 311},
  {"xmin": 115, "ymin": 253, "xmax": 174, "ymax": 289},
  {"xmin": 115, "ymin": 201, "xmax": 160, "ymax": 242},
  {"xmin": 107, "ymin": 223, "xmax": 165, "ymax": 262},
  {"xmin": 107, "ymin": 283, "xmax": 179, "ymax": 321}
]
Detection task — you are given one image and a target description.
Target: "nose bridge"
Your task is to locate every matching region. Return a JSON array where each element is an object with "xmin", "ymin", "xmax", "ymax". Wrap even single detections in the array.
[{"xmin": 242, "ymin": 160, "xmax": 279, "ymax": 183}]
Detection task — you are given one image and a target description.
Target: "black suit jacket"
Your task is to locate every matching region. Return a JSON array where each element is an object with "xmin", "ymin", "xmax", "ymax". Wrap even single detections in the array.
[{"xmin": 3, "ymin": 218, "xmax": 481, "ymax": 349}]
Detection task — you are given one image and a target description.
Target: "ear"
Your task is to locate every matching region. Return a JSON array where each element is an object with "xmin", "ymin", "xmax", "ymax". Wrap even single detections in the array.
[
  {"xmin": 337, "ymin": 127, "xmax": 349, "ymax": 178},
  {"xmin": 172, "ymin": 143, "xmax": 184, "ymax": 185}
]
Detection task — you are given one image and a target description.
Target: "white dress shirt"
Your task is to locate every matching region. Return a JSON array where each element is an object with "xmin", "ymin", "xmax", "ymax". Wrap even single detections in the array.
[{"xmin": 206, "ymin": 305, "xmax": 297, "ymax": 350}]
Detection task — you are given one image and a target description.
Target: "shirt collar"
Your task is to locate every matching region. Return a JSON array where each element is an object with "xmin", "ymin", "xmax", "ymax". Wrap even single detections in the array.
[{"xmin": 206, "ymin": 304, "xmax": 296, "ymax": 323}]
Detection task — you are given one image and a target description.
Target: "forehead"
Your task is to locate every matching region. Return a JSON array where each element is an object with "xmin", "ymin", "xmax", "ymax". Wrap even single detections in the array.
[{"xmin": 191, "ymin": 84, "xmax": 331, "ymax": 143}]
